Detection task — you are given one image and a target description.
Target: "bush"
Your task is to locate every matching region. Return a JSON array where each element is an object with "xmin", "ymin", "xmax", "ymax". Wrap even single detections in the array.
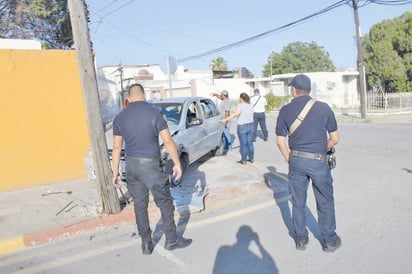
[{"xmin": 265, "ymin": 93, "xmax": 288, "ymax": 112}]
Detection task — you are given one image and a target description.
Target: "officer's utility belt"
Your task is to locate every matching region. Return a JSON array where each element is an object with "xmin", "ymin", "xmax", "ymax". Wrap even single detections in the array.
[{"xmin": 290, "ymin": 150, "xmax": 327, "ymax": 162}]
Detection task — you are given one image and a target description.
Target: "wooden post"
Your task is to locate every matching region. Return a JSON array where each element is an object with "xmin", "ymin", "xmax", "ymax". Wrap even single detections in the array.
[
  {"xmin": 68, "ymin": 0, "xmax": 120, "ymax": 214},
  {"xmin": 352, "ymin": 0, "xmax": 367, "ymax": 118}
]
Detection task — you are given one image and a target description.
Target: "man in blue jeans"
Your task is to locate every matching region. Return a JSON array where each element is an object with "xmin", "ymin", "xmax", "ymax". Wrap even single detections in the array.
[
  {"xmin": 275, "ymin": 74, "xmax": 341, "ymax": 252},
  {"xmin": 112, "ymin": 84, "xmax": 192, "ymax": 255},
  {"xmin": 251, "ymin": 88, "xmax": 268, "ymax": 142}
]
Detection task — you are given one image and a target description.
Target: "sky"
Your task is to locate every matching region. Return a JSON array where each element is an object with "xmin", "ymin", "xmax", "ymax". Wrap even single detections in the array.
[{"xmin": 86, "ymin": 0, "xmax": 411, "ymax": 76}]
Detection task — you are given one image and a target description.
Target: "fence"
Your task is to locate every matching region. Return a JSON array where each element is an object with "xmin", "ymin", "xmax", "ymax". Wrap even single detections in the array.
[{"xmin": 367, "ymin": 89, "xmax": 412, "ymax": 113}]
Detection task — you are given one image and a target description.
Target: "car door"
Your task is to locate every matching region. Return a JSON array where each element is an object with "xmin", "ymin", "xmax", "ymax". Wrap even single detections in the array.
[
  {"xmin": 182, "ymin": 99, "xmax": 208, "ymax": 163},
  {"xmin": 199, "ymin": 99, "xmax": 224, "ymax": 150}
]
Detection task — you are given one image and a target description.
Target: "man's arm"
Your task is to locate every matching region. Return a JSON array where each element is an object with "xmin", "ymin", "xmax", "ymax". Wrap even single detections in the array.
[
  {"xmin": 112, "ymin": 135, "xmax": 123, "ymax": 188},
  {"xmin": 276, "ymin": 135, "xmax": 290, "ymax": 163},
  {"xmin": 221, "ymin": 109, "xmax": 240, "ymax": 123},
  {"xmin": 160, "ymin": 128, "xmax": 182, "ymax": 181},
  {"xmin": 210, "ymin": 92, "xmax": 223, "ymax": 100},
  {"xmin": 328, "ymin": 130, "xmax": 340, "ymax": 150}
]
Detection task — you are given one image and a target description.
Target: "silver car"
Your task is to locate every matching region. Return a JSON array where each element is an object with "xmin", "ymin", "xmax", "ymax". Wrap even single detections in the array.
[
  {"xmin": 85, "ymin": 97, "xmax": 225, "ymax": 187},
  {"xmin": 152, "ymin": 97, "xmax": 225, "ymax": 186}
]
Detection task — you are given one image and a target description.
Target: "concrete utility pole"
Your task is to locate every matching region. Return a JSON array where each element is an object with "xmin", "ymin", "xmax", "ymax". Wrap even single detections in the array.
[
  {"xmin": 352, "ymin": 0, "xmax": 367, "ymax": 118},
  {"xmin": 68, "ymin": 0, "xmax": 120, "ymax": 214}
]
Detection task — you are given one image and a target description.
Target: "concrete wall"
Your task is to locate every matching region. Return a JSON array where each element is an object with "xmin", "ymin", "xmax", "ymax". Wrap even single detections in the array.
[{"xmin": 0, "ymin": 50, "xmax": 89, "ymax": 191}]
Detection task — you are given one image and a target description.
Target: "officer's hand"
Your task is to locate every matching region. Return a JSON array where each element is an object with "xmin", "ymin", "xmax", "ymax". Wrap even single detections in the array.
[
  {"xmin": 172, "ymin": 165, "xmax": 182, "ymax": 181},
  {"xmin": 112, "ymin": 175, "xmax": 122, "ymax": 188}
]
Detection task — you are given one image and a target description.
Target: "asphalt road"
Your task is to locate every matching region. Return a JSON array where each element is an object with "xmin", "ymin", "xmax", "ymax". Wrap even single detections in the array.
[{"xmin": 1, "ymin": 118, "xmax": 412, "ymax": 274}]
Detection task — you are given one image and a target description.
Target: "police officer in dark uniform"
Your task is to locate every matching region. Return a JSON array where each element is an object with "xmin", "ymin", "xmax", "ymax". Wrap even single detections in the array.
[
  {"xmin": 275, "ymin": 74, "xmax": 341, "ymax": 252},
  {"xmin": 112, "ymin": 84, "xmax": 192, "ymax": 255}
]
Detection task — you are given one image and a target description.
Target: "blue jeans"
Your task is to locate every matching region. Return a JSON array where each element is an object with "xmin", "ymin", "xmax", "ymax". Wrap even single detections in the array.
[
  {"xmin": 126, "ymin": 157, "xmax": 177, "ymax": 243},
  {"xmin": 223, "ymin": 121, "xmax": 231, "ymax": 148},
  {"xmin": 253, "ymin": 112, "xmax": 268, "ymax": 140},
  {"xmin": 288, "ymin": 155, "xmax": 338, "ymax": 243},
  {"xmin": 237, "ymin": 123, "xmax": 254, "ymax": 162}
]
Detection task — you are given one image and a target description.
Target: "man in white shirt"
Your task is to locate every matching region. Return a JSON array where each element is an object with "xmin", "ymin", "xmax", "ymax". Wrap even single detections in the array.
[{"xmin": 251, "ymin": 88, "xmax": 268, "ymax": 141}]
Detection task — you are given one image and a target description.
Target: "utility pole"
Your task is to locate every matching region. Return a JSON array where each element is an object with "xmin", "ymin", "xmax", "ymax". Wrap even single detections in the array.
[
  {"xmin": 68, "ymin": 0, "xmax": 120, "ymax": 214},
  {"xmin": 352, "ymin": 0, "xmax": 367, "ymax": 118}
]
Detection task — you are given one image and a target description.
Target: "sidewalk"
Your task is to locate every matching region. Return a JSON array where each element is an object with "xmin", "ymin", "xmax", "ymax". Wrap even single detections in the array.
[{"xmin": 0, "ymin": 151, "xmax": 268, "ymax": 256}]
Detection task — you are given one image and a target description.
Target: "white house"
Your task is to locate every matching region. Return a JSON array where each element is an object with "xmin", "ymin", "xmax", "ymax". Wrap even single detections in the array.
[{"xmin": 98, "ymin": 64, "xmax": 360, "ymax": 110}]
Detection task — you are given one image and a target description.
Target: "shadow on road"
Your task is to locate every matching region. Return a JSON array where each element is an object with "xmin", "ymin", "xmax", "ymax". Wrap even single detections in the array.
[
  {"xmin": 213, "ymin": 225, "xmax": 278, "ymax": 274},
  {"xmin": 152, "ymin": 154, "xmax": 209, "ymax": 246},
  {"xmin": 263, "ymin": 166, "xmax": 322, "ymax": 244}
]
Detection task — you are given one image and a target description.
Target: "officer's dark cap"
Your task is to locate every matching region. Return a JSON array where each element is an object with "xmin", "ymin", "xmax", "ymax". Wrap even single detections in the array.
[{"xmin": 288, "ymin": 74, "xmax": 311, "ymax": 92}]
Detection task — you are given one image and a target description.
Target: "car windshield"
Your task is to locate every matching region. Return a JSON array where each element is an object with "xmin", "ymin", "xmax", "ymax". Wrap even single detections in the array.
[{"xmin": 151, "ymin": 103, "xmax": 182, "ymax": 126}]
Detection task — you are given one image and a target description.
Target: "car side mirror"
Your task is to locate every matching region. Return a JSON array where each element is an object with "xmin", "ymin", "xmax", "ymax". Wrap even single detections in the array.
[{"xmin": 189, "ymin": 118, "xmax": 203, "ymax": 126}]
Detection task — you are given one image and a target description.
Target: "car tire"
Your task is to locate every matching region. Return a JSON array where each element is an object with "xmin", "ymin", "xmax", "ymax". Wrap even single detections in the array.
[{"xmin": 211, "ymin": 134, "xmax": 225, "ymax": 157}]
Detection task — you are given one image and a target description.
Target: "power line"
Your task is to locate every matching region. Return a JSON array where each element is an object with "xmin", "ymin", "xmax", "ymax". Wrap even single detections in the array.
[
  {"xmin": 177, "ymin": 0, "xmax": 348, "ymax": 63},
  {"xmin": 369, "ymin": 0, "xmax": 412, "ymax": 5}
]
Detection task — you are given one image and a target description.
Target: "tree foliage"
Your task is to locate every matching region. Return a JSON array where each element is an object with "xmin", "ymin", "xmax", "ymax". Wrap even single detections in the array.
[
  {"xmin": 0, "ymin": 0, "xmax": 73, "ymax": 49},
  {"xmin": 263, "ymin": 41, "xmax": 335, "ymax": 76},
  {"xmin": 363, "ymin": 11, "xmax": 412, "ymax": 93},
  {"xmin": 210, "ymin": 56, "xmax": 228, "ymax": 71}
]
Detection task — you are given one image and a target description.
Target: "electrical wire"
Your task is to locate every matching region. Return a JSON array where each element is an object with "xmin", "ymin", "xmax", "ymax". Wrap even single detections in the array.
[
  {"xmin": 177, "ymin": 0, "xmax": 348, "ymax": 63},
  {"xmin": 369, "ymin": 0, "xmax": 412, "ymax": 5}
]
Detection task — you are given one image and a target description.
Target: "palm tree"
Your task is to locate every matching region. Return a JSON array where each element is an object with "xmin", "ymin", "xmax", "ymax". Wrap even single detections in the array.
[{"xmin": 210, "ymin": 57, "xmax": 228, "ymax": 71}]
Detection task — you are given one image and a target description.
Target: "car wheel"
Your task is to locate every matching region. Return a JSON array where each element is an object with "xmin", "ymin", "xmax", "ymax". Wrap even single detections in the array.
[{"xmin": 211, "ymin": 134, "xmax": 225, "ymax": 156}]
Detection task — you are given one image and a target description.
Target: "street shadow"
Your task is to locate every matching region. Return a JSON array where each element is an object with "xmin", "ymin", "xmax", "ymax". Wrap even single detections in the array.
[
  {"xmin": 263, "ymin": 166, "xmax": 322, "ymax": 244},
  {"xmin": 152, "ymin": 155, "xmax": 208, "ymax": 246},
  {"xmin": 213, "ymin": 225, "xmax": 278, "ymax": 274},
  {"xmin": 402, "ymin": 168, "xmax": 412, "ymax": 174}
]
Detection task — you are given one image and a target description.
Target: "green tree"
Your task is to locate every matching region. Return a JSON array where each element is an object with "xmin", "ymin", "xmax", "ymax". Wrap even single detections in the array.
[
  {"xmin": 210, "ymin": 56, "xmax": 228, "ymax": 71},
  {"xmin": 263, "ymin": 41, "xmax": 335, "ymax": 76},
  {"xmin": 363, "ymin": 11, "xmax": 412, "ymax": 92},
  {"xmin": 0, "ymin": 0, "xmax": 73, "ymax": 49}
]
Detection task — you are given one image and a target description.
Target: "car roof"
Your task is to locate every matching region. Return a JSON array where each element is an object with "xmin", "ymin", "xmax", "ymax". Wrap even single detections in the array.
[{"xmin": 149, "ymin": 96, "xmax": 208, "ymax": 104}]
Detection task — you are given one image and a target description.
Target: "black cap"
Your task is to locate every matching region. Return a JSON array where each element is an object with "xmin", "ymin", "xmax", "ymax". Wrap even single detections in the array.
[
  {"xmin": 288, "ymin": 74, "xmax": 311, "ymax": 92},
  {"xmin": 254, "ymin": 88, "xmax": 260, "ymax": 94}
]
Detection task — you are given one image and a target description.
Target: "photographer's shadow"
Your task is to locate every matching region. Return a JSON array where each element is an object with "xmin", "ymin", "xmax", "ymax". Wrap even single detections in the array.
[
  {"xmin": 152, "ymin": 156, "xmax": 208, "ymax": 246},
  {"xmin": 213, "ymin": 225, "xmax": 278, "ymax": 274},
  {"xmin": 264, "ymin": 166, "xmax": 322, "ymax": 244}
]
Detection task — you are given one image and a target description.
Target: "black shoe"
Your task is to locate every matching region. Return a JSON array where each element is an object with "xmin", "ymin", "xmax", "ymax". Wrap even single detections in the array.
[
  {"xmin": 322, "ymin": 236, "xmax": 342, "ymax": 252},
  {"xmin": 141, "ymin": 240, "xmax": 154, "ymax": 255},
  {"xmin": 237, "ymin": 160, "xmax": 247, "ymax": 165},
  {"xmin": 264, "ymin": 138, "xmax": 268, "ymax": 142},
  {"xmin": 164, "ymin": 237, "xmax": 192, "ymax": 251},
  {"xmin": 295, "ymin": 237, "xmax": 309, "ymax": 251},
  {"xmin": 248, "ymin": 159, "xmax": 254, "ymax": 163}
]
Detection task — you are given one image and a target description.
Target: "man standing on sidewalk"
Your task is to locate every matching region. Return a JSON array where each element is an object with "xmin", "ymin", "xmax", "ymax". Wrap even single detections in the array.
[
  {"xmin": 251, "ymin": 88, "xmax": 268, "ymax": 142},
  {"xmin": 211, "ymin": 90, "xmax": 232, "ymax": 151},
  {"xmin": 275, "ymin": 74, "xmax": 341, "ymax": 252},
  {"xmin": 112, "ymin": 83, "xmax": 192, "ymax": 255}
]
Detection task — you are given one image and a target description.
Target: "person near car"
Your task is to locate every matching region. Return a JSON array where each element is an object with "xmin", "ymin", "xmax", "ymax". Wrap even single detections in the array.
[
  {"xmin": 275, "ymin": 74, "xmax": 341, "ymax": 252},
  {"xmin": 111, "ymin": 83, "xmax": 192, "ymax": 255},
  {"xmin": 221, "ymin": 92, "xmax": 254, "ymax": 164},
  {"xmin": 211, "ymin": 90, "xmax": 232, "ymax": 151},
  {"xmin": 251, "ymin": 88, "xmax": 268, "ymax": 142}
]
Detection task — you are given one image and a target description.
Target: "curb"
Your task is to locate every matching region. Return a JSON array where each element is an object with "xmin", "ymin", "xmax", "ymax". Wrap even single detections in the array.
[{"xmin": 0, "ymin": 182, "xmax": 268, "ymax": 256}]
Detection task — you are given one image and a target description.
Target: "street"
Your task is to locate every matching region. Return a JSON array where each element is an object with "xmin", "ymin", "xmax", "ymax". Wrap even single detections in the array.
[{"xmin": 1, "ymin": 117, "xmax": 412, "ymax": 273}]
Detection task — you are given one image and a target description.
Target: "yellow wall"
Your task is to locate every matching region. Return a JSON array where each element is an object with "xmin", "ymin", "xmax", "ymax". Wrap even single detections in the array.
[{"xmin": 0, "ymin": 50, "xmax": 90, "ymax": 191}]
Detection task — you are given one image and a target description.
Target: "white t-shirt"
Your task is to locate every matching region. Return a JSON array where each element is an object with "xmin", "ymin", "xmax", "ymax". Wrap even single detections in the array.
[{"xmin": 251, "ymin": 96, "xmax": 267, "ymax": 113}]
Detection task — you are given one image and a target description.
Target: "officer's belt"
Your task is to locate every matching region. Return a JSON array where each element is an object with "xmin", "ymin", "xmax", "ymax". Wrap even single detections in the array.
[{"xmin": 290, "ymin": 150, "xmax": 327, "ymax": 162}]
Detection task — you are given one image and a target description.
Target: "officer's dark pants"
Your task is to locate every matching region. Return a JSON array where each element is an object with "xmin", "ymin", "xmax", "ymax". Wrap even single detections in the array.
[
  {"xmin": 288, "ymin": 156, "xmax": 338, "ymax": 243},
  {"xmin": 126, "ymin": 157, "xmax": 177, "ymax": 243},
  {"xmin": 253, "ymin": 112, "xmax": 268, "ymax": 141}
]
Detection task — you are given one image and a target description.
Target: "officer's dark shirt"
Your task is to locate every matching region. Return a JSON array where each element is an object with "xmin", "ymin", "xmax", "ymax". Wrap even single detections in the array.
[
  {"xmin": 113, "ymin": 101, "xmax": 168, "ymax": 159},
  {"xmin": 275, "ymin": 95, "xmax": 337, "ymax": 154}
]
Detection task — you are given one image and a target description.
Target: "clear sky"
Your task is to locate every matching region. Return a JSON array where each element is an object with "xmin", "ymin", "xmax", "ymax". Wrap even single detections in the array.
[{"xmin": 86, "ymin": 0, "xmax": 411, "ymax": 76}]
